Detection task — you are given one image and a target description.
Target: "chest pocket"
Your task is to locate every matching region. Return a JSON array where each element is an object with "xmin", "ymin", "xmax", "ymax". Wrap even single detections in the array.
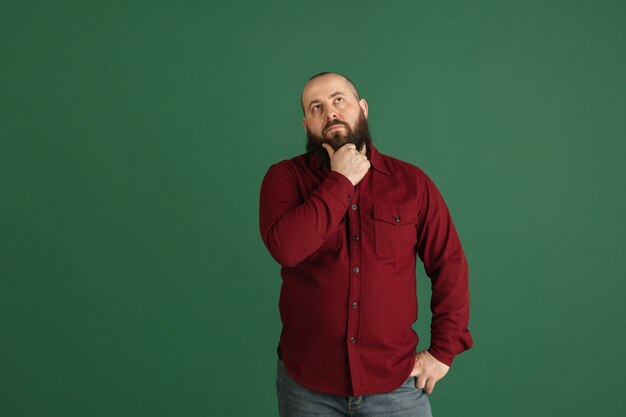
[{"xmin": 373, "ymin": 204, "xmax": 419, "ymax": 257}]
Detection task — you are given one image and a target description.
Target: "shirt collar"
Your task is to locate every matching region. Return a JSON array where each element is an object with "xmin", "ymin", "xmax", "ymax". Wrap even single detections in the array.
[{"xmin": 305, "ymin": 143, "xmax": 390, "ymax": 175}]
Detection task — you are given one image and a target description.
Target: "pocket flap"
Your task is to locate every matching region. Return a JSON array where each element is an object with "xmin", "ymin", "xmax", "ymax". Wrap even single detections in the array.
[{"xmin": 373, "ymin": 204, "xmax": 418, "ymax": 226}]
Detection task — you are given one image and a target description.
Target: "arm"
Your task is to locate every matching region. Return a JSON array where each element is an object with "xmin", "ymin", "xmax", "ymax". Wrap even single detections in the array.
[
  {"xmin": 259, "ymin": 144, "xmax": 370, "ymax": 267},
  {"xmin": 416, "ymin": 172, "xmax": 473, "ymax": 366},
  {"xmin": 410, "ymin": 171, "xmax": 473, "ymax": 393},
  {"xmin": 259, "ymin": 161, "xmax": 354, "ymax": 267}
]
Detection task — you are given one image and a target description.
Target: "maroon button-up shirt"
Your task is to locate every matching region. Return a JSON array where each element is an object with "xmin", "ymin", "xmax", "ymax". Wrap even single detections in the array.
[{"xmin": 259, "ymin": 144, "xmax": 473, "ymax": 396}]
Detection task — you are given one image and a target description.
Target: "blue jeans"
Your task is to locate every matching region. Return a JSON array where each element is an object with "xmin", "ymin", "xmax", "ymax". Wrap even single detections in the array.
[{"xmin": 276, "ymin": 359, "xmax": 433, "ymax": 417}]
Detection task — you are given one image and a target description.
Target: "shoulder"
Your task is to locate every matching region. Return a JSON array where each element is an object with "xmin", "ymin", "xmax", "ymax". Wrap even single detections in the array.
[
  {"xmin": 265, "ymin": 153, "xmax": 302, "ymax": 169},
  {"xmin": 377, "ymin": 149, "xmax": 431, "ymax": 182},
  {"xmin": 262, "ymin": 153, "xmax": 309, "ymax": 181}
]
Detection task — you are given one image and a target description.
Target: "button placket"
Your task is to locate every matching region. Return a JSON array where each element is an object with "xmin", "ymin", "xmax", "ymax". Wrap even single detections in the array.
[{"xmin": 346, "ymin": 185, "xmax": 364, "ymax": 393}]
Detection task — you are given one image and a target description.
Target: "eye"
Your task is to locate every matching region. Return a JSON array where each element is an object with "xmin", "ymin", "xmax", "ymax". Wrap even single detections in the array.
[
  {"xmin": 312, "ymin": 104, "xmax": 321, "ymax": 112},
  {"xmin": 335, "ymin": 97, "xmax": 344, "ymax": 103}
]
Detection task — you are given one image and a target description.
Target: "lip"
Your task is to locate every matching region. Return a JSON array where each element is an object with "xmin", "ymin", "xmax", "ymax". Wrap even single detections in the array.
[{"xmin": 326, "ymin": 125, "xmax": 346, "ymax": 133}]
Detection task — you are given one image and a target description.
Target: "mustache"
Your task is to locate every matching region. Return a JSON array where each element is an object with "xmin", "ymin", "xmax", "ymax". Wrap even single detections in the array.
[
  {"xmin": 306, "ymin": 111, "xmax": 373, "ymax": 168},
  {"xmin": 323, "ymin": 120, "xmax": 349, "ymax": 134}
]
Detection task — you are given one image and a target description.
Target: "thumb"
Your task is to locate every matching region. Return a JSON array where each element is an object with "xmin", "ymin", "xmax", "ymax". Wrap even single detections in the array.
[
  {"xmin": 359, "ymin": 144, "xmax": 367, "ymax": 155},
  {"xmin": 321, "ymin": 143, "xmax": 335, "ymax": 158}
]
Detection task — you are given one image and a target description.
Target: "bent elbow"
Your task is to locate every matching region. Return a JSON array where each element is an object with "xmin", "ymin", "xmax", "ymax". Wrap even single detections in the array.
[
  {"xmin": 268, "ymin": 248, "xmax": 302, "ymax": 268},
  {"xmin": 263, "ymin": 235, "xmax": 304, "ymax": 268}
]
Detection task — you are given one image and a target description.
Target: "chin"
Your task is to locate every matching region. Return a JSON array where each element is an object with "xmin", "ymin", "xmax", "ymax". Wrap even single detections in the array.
[{"xmin": 326, "ymin": 132, "xmax": 348, "ymax": 141}]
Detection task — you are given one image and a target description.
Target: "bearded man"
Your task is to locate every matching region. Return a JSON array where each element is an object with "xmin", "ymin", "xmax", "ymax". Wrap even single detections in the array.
[{"xmin": 259, "ymin": 72, "xmax": 473, "ymax": 417}]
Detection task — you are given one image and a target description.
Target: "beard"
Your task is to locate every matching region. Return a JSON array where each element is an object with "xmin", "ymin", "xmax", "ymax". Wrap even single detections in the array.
[{"xmin": 305, "ymin": 111, "xmax": 373, "ymax": 168}]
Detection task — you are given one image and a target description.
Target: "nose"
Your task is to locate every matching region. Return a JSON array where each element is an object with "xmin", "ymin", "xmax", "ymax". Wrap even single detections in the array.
[{"xmin": 325, "ymin": 108, "xmax": 338, "ymax": 120}]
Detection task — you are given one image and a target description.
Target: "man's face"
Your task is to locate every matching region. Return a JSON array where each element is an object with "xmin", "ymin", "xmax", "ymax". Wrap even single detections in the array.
[
  {"xmin": 301, "ymin": 74, "xmax": 369, "ymax": 147},
  {"xmin": 305, "ymin": 108, "xmax": 373, "ymax": 167}
]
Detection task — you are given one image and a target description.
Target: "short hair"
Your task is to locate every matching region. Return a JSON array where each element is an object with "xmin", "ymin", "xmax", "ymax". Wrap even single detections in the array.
[{"xmin": 301, "ymin": 72, "xmax": 361, "ymax": 115}]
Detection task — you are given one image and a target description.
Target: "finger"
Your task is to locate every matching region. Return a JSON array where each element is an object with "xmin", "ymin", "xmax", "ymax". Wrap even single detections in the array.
[
  {"xmin": 321, "ymin": 143, "xmax": 335, "ymax": 158},
  {"xmin": 416, "ymin": 375, "xmax": 427, "ymax": 390},
  {"xmin": 425, "ymin": 379, "xmax": 436, "ymax": 395},
  {"xmin": 341, "ymin": 143, "xmax": 357, "ymax": 151}
]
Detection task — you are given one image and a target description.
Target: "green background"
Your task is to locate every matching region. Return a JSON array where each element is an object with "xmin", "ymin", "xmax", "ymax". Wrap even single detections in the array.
[{"xmin": 1, "ymin": 0, "xmax": 625, "ymax": 416}]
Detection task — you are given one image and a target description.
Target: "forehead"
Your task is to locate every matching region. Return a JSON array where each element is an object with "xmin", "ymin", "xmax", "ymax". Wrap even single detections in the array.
[{"xmin": 301, "ymin": 75, "xmax": 356, "ymax": 105}]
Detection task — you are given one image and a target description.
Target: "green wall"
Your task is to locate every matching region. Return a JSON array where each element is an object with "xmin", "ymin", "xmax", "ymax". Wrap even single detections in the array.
[{"xmin": 1, "ymin": 1, "xmax": 625, "ymax": 416}]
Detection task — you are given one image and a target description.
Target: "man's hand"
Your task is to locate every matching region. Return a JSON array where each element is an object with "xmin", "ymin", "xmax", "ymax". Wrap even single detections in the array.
[
  {"xmin": 410, "ymin": 350, "xmax": 450, "ymax": 394},
  {"xmin": 321, "ymin": 143, "xmax": 370, "ymax": 186}
]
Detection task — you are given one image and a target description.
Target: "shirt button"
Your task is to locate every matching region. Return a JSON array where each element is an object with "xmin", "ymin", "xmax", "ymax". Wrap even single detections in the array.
[
  {"xmin": 353, "ymin": 267, "xmax": 360, "ymax": 273},
  {"xmin": 351, "ymin": 204, "xmax": 358, "ymax": 211},
  {"xmin": 350, "ymin": 337, "xmax": 357, "ymax": 343},
  {"xmin": 352, "ymin": 302, "xmax": 358, "ymax": 308},
  {"xmin": 395, "ymin": 216, "xmax": 401, "ymax": 222},
  {"xmin": 352, "ymin": 235, "xmax": 360, "ymax": 241}
]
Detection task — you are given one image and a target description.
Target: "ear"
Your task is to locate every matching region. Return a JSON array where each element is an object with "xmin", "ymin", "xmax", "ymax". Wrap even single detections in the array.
[
  {"xmin": 359, "ymin": 99, "xmax": 369, "ymax": 119},
  {"xmin": 302, "ymin": 118, "xmax": 308, "ymax": 131}
]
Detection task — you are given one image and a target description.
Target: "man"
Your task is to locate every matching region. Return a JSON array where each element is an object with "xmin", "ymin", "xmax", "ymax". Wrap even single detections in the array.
[{"xmin": 259, "ymin": 72, "xmax": 473, "ymax": 416}]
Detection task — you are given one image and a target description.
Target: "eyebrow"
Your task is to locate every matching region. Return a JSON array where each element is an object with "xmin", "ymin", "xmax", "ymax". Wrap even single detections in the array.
[{"xmin": 307, "ymin": 91, "xmax": 344, "ymax": 110}]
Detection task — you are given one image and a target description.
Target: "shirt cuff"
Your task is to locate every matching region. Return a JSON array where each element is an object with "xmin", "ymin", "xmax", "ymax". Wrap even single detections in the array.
[
  {"xmin": 318, "ymin": 171, "xmax": 355, "ymax": 204},
  {"xmin": 426, "ymin": 348, "xmax": 455, "ymax": 367}
]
